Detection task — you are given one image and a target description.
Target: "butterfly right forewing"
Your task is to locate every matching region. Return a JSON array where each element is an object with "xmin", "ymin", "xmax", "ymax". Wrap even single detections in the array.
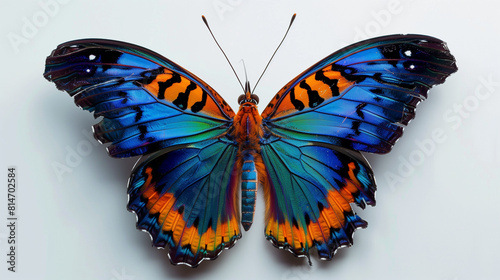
[{"xmin": 261, "ymin": 34, "xmax": 457, "ymax": 154}]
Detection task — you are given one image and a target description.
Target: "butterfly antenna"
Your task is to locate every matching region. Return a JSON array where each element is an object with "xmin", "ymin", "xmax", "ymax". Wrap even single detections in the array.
[
  {"xmin": 240, "ymin": 60, "xmax": 253, "ymax": 95},
  {"xmin": 252, "ymin": 13, "xmax": 296, "ymax": 93},
  {"xmin": 241, "ymin": 59, "xmax": 249, "ymax": 83},
  {"xmin": 202, "ymin": 15, "xmax": 245, "ymax": 92}
]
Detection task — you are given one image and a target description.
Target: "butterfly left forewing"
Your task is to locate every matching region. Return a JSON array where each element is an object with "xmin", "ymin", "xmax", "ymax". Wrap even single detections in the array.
[{"xmin": 44, "ymin": 39, "xmax": 235, "ymax": 158}]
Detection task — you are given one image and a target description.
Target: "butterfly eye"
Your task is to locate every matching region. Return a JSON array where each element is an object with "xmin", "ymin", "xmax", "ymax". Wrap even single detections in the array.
[
  {"xmin": 250, "ymin": 94, "xmax": 259, "ymax": 104},
  {"xmin": 238, "ymin": 94, "xmax": 246, "ymax": 104}
]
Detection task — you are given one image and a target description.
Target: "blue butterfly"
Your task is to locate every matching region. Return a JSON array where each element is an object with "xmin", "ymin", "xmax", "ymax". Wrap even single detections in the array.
[{"xmin": 44, "ymin": 28, "xmax": 457, "ymax": 267}]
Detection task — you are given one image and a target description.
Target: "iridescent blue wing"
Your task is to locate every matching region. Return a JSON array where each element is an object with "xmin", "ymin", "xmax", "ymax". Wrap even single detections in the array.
[
  {"xmin": 261, "ymin": 34, "xmax": 457, "ymax": 153},
  {"xmin": 261, "ymin": 138, "xmax": 375, "ymax": 261},
  {"xmin": 44, "ymin": 39, "xmax": 235, "ymax": 158},
  {"xmin": 127, "ymin": 139, "xmax": 241, "ymax": 267}
]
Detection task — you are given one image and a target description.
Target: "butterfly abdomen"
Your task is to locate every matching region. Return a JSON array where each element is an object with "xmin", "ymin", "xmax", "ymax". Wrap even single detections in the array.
[{"xmin": 241, "ymin": 151, "xmax": 258, "ymax": 231}]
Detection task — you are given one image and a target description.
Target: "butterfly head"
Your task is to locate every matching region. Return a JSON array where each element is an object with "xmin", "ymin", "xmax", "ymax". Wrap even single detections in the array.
[{"xmin": 238, "ymin": 81, "xmax": 259, "ymax": 106}]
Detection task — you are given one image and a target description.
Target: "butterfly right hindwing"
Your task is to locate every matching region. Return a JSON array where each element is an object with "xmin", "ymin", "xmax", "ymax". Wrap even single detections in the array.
[{"xmin": 261, "ymin": 137, "xmax": 376, "ymax": 260}]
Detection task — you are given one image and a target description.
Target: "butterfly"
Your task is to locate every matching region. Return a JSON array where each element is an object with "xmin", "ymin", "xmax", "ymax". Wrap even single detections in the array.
[{"xmin": 44, "ymin": 26, "xmax": 457, "ymax": 267}]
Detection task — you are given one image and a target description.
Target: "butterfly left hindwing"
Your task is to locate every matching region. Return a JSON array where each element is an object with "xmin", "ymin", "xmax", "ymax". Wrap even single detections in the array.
[{"xmin": 127, "ymin": 138, "xmax": 241, "ymax": 266}]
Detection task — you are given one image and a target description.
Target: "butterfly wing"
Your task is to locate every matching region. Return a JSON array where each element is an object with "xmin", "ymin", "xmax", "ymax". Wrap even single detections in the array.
[
  {"xmin": 261, "ymin": 34, "xmax": 457, "ymax": 154},
  {"xmin": 127, "ymin": 138, "xmax": 240, "ymax": 267},
  {"xmin": 259, "ymin": 35, "xmax": 456, "ymax": 261},
  {"xmin": 44, "ymin": 39, "xmax": 235, "ymax": 157},
  {"xmin": 261, "ymin": 138, "xmax": 375, "ymax": 261}
]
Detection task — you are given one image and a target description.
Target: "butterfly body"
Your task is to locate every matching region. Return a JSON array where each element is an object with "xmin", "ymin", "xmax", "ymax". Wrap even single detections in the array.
[
  {"xmin": 44, "ymin": 34, "xmax": 456, "ymax": 267},
  {"xmin": 231, "ymin": 93, "xmax": 265, "ymax": 231}
]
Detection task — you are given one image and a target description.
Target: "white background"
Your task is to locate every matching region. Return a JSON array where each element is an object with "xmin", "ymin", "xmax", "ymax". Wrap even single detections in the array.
[{"xmin": 1, "ymin": 0, "xmax": 499, "ymax": 279}]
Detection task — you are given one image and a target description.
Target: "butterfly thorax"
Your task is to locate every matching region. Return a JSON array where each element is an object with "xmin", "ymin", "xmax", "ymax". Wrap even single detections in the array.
[
  {"xmin": 233, "ymin": 82, "xmax": 262, "ymax": 150},
  {"xmin": 233, "ymin": 103, "xmax": 263, "ymax": 151}
]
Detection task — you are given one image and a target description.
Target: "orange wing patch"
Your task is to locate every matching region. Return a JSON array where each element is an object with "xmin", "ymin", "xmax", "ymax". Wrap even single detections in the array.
[
  {"xmin": 262, "ymin": 68, "xmax": 355, "ymax": 119},
  {"xmin": 139, "ymin": 169, "xmax": 241, "ymax": 265},
  {"xmin": 141, "ymin": 68, "xmax": 234, "ymax": 120},
  {"xmin": 265, "ymin": 189, "xmax": 357, "ymax": 253}
]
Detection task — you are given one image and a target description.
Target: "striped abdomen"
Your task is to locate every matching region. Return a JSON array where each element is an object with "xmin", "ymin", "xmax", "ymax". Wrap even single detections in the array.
[{"xmin": 241, "ymin": 151, "xmax": 258, "ymax": 231}]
